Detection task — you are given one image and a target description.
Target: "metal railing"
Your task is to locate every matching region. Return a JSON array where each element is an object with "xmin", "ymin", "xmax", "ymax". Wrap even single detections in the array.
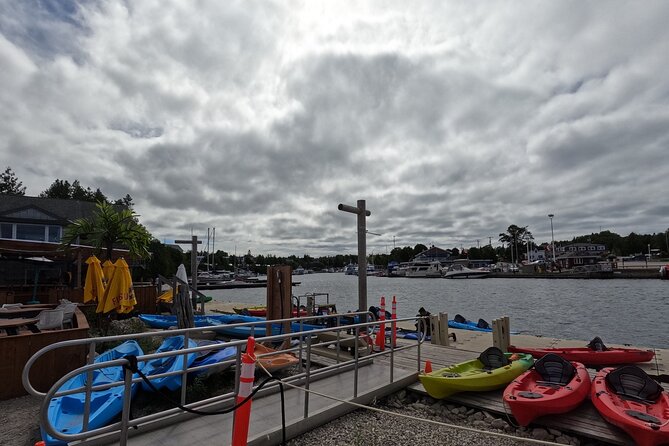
[{"xmin": 24, "ymin": 312, "xmax": 426, "ymax": 445}]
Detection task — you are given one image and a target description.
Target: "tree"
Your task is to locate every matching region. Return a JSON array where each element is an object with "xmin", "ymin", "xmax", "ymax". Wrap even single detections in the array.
[
  {"xmin": 0, "ymin": 167, "xmax": 26, "ymax": 195},
  {"xmin": 61, "ymin": 201, "xmax": 152, "ymax": 260},
  {"xmin": 499, "ymin": 225, "xmax": 532, "ymax": 263},
  {"xmin": 40, "ymin": 179, "xmax": 111, "ymax": 203}
]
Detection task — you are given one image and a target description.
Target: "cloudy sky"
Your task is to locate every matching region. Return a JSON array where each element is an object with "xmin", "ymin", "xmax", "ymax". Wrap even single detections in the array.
[{"xmin": 1, "ymin": 1, "xmax": 668, "ymax": 256}]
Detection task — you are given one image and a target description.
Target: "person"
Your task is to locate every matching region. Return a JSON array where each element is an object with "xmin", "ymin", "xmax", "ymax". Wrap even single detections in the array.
[{"xmin": 416, "ymin": 307, "xmax": 431, "ymax": 336}]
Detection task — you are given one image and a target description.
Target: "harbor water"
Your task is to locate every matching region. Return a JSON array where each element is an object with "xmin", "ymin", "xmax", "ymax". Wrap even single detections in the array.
[{"xmin": 207, "ymin": 273, "xmax": 668, "ymax": 349}]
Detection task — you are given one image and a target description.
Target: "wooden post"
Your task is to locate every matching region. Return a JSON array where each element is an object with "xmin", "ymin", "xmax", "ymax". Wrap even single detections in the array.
[
  {"xmin": 266, "ymin": 266, "xmax": 292, "ymax": 337},
  {"xmin": 429, "ymin": 315, "xmax": 441, "ymax": 345},
  {"xmin": 439, "ymin": 312, "xmax": 449, "ymax": 346},
  {"xmin": 175, "ymin": 237, "xmax": 202, "ymax": 312},
  {"xmin": 492, "ymin": 318, "xmax": 501, "ymax": 349},
  {"xmin": 338, "ymin": 201, "xmax": 372, "ymax": 312},
  {"xmin": 503, "ymin": 316, "xmax": 511, "ymax": 349}
]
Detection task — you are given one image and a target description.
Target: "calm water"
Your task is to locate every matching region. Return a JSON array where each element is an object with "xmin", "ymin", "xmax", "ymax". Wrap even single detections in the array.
[{"xmin": 207, "ymin": 274, "xmax": 668, "ymax": 349}]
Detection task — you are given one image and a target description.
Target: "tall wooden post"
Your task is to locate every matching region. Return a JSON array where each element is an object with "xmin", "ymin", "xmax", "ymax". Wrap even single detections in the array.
[
  {"xmin": 175, "ymin": 236, "xmax": 202, "ymax": 310},
  {"xmin": 338, "ymin": 200, "xmax": 371, "ymax": 312},
  {"xmin": 266, "ymin": 266, "xmax": 292, "ymax": 339}
]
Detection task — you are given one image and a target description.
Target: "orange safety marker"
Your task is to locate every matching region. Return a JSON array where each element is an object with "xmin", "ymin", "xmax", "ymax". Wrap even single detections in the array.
[
  {"xmin": 34, "ymin": 442, "xmax": 46, "ymax": 446},
  {"xmin": 231, "ymin": 337, "xmax": 257, "ymax": 446},
  {"xmin": 424, "ymin": 360, "xmax": 432, "ymax": 374},
  {"xmin": 391, "ymin": 295, "xmax": 397, "ymax": 348},
  {"xmin": 375, "ymin": 296, "xmax": 386, "ymax": 351}
]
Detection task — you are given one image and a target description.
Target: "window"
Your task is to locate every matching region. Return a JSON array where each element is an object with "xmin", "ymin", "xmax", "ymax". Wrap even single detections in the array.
[
  {"xmin": 16, "ymin": 224, "xmax": 46, "ymax": 241},
  {"xmin": 1, "ymin": 223, "xmax": 12, "ymax": 238},
  {"xmin": 48, "ymin": 226, "xmax": 61, "ymax": 242}
]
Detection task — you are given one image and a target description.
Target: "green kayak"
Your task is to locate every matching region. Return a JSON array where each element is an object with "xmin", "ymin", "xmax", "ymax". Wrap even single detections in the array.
[{"xmin": 419, "ymin": 347, "xmax": 533, "ymax": 399}]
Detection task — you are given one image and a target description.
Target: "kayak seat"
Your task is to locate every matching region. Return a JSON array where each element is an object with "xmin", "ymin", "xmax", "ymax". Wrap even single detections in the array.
[
  {"xmin": 587, "ymin": 336, "xmax": 608, "ymax": 352},
  {"xmin": 454, "ymin": 314, "xmax": 467, "ymax": 324},
  {"xmin": 476, "ymin": 319, "xmax": 490, "ymax": 329},
  {"xmin": 534, "ymin": 353, "xmax": 576, "ymax": 385},
  {"xmin": 478, "ymin": 346, "xmax": 510, "ymax": 370},
  {"xmin": 605, "ymin": 365, "xmax": 663, "ymax": 403}
]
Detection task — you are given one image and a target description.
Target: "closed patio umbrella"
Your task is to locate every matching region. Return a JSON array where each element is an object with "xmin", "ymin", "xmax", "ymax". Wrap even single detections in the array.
[
  {"xmin": 97, "ymin": 258, "xmax": 136, "ymax": 314},
  {"xmin": 102, "ymin": 260, "xmax": 114, "ymax": 285},
  {"xmin": 83, "ymin": 256, "xmax": 105, "ymax": 303}
]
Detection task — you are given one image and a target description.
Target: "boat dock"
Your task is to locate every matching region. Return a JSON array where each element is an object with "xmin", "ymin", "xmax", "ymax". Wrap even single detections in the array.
[{"xmin": 30, "ymin": 319, "xmax": 667, "ymax": 446}]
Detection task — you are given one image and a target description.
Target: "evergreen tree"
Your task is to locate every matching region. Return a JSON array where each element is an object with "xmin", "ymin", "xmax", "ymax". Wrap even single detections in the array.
[{"xmin": 0, "ymin": 167, "xmax": 26, "ymax": 195}]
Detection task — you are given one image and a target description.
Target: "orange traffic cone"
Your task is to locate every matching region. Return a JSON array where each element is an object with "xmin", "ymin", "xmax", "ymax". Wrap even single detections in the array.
[{"xmin": 424, "ymin": 360, "xmax": 432, "ymax": 374}]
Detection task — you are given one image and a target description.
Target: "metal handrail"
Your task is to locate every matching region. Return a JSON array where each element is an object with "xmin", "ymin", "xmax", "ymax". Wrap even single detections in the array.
[{"xmin": 25, "ymin": 313, "xmax": 426, "ymax": 445}]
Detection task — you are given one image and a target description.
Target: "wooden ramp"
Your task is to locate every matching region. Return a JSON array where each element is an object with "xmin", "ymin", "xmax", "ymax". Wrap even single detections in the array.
[{"xmin": 98, "ymin": 362, "xmax": 416, "ymax": 446}]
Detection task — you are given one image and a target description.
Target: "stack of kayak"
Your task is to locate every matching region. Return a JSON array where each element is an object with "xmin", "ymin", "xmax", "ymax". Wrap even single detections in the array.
[
  {"xmin": 138, "ymin": 313, "xmax": 323, "ymax": 338},
  {"xmin": 418, "ymin": 337, "xmax": 668, "ymax": 445},
  {"xmin": 447, "ymin": 314, "xmax": 520, "ymax": 334},
  {"xmin": 43, "ymin": 336, "xmax": 199, "ymax": 445}
]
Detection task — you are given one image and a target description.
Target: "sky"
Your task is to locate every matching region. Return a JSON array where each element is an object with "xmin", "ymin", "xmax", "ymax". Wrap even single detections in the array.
[{"xmin": 1, "ymin": 1, "xmax": 668, "ymax": 256}]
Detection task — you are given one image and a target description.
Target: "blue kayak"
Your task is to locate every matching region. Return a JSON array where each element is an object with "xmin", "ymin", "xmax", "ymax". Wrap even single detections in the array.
[
  {"xmin": 190, "ymin": 340, "xmax": 237, "ymax": 378},
  {"xmin": 448, "ymin": 319, "xmax": 520, "ymax": 334},
  {"xmin": 205, "ymin": 317, "xmax": 322, "ymax": 338},
  {"xmin": 43, "ymin": 340, "xmax": 144, "ymax": 446},
  {"xmin": 140, "ymin": 336, "xmax": 198, "ymax": 392},
  {"xmin": 138, "ymin": 313, "xmax": 260, "ymax": 329}
]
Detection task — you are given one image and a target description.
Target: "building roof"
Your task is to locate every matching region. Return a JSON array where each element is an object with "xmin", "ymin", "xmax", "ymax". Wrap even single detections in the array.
[
  {"xmin": 414, "ymin": 245, "xmax": 451, "ymax": 261},
  {"xmin": 0, "ymin": 195, "xmax": 105, "ymax": 223}
]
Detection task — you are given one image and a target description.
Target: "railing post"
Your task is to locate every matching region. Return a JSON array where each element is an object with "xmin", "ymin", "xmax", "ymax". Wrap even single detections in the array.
[
  {"xmin": 119, "ymin": 363, "xmax": 134, "ymax": 446},
  {"xmin": 304, "ymin": 334, "xmax": 312, "ymax": 419}
]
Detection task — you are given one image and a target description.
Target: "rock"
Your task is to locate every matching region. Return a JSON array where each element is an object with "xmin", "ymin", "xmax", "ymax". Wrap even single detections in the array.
[
  {"xmin": 465, "ymin": 408, "xmax": 476, "ymax": 416},
  {"xmin": 450, "ymin": 407, "xmax": 462, "ymax": 415},
  {"xmin": 470, "ymin": 411, "xmax": 484, "ymax": 421},
  {"xmin": 548, "ymin": 428, "xmax": 563, "ymax": 437},
  {"xmin": 532, "ymin": 427, "xmax": 554, "ymax": 441},
  {"xmin": 445, "ymin": 404, "xmax": 457, "ymax": 410},
  {"xmin": 490, "ymin": 418, "xmax": 507, "ymax": 430},
  {"xmin": 555, "ymin": 436, "xmax": 571, "ymax": 445},
  {"xmin": 397, "ymin": 390, "xmax": 406, "ymax": 401},
  {"xmin": 472, "ymin": 420, "xmax": 488, "ymax": 429}
]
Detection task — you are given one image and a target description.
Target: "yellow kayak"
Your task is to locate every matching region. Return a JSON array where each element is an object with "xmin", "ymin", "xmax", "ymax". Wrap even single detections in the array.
[{"xmin": 419, "ymin": 347, "xmax": 534, "ymax": 399}]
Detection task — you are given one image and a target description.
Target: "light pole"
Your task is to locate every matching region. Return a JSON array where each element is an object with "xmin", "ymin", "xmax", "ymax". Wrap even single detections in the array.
[{"xmin": 548, "ymin": 214, "xmax": 556, "ymax": 265}]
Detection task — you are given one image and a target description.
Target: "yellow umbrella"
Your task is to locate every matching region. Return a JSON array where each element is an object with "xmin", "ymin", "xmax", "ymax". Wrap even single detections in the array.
[
  {"xmin": 83, "ymin": 255, "xmax": 105, "ymax": 303},
  {"xmin": 97, "ymin": 258, "xmax": 137, "ymax": 314},
  {"xmin": 102, "ymin": 260, "xmax": 115, "ymax": 285}
]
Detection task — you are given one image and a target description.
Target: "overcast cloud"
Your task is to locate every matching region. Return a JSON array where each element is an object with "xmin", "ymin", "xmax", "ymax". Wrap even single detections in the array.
[{"xmin": 1, "ymin": 0, "xmax": 668, "ymax": 255}]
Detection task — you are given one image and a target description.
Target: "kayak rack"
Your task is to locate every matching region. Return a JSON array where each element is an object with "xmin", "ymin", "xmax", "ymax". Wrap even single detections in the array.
[{"xmin": 24, "ymin": 312, "xmax": 426, "ymax": 445}]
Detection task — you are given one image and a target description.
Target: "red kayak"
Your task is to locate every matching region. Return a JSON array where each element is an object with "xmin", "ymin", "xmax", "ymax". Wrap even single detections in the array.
[
  {"xmin": 508, "ymin": 346, "xmax": 655, "ymax": 365},
  {"xmin": 504, "ymin": 353, "xmax": 591, "ymax": 426},
  {"xmin": 592, "ymin": 366, "xmax": 669, "ymax": 446},
  {"xmin": 233, "ymin": 306, "xmax": 308, "ymax": 317}
]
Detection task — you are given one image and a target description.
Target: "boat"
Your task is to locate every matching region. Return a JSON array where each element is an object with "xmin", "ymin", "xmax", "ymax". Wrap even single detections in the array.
[
  {"xmin": 254, "ymin": 343, "xmax": 299, "ymax": 373},
  {"xmin": 418, "ymin": 347, "xmax": 533, "ymax": 399},
  {"xmin": 443, "ymin": 264, "xmax": 491, "ymax": 279},
  {"xmin": 504, "ymin": 353, "xmax": 591, "ymax": 426},
  {"xmin": 508, "ymin": 337, "xmax": 655, "ymax": 365},
  {"xmin": 43, "ymin": 340, "xmax": 145, "ymax": 446},
  {"xmin": 404, "ymin": 261, "xmax": 443, "ymax": 278},
  {"xmin": 344, "ymin": 263, "xmax": 356, "ymax": 275},
  {"xmin": 591, "ymin": 365, "xmax": 669, "ymax": 446},
  {"xmin": 190, "ymin": 340, "xmax": 237, "ymax": 378},
  {"xmin": 140, "ymin": 336, "xmax": 198, "ymax": 392}
]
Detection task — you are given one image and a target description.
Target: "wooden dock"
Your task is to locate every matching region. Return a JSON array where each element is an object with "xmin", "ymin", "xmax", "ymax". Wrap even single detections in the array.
[{"xmin": 378, "ymin": 332, "xmax": 667, "ymax": 446}]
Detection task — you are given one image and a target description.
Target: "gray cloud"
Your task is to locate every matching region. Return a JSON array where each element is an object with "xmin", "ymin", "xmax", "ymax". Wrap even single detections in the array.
[{"xmin": 1, "ymin": 0, "xmax": 669, "ymax": 255}]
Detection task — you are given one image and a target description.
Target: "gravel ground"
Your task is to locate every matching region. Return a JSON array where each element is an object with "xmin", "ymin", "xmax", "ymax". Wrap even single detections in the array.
[{"xmin": 2, "ymin": 390, "xmax": 604, "ymax": 446}]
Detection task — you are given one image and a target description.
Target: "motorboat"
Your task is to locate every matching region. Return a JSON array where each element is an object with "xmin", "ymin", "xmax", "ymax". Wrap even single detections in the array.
[
  {"xmin": 443, "ymin": 264, "xmax": 491, "ymax": 279},
  {"xmin": 404, "ymin": 261, "xmax": 442, "ymax": 278}
]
